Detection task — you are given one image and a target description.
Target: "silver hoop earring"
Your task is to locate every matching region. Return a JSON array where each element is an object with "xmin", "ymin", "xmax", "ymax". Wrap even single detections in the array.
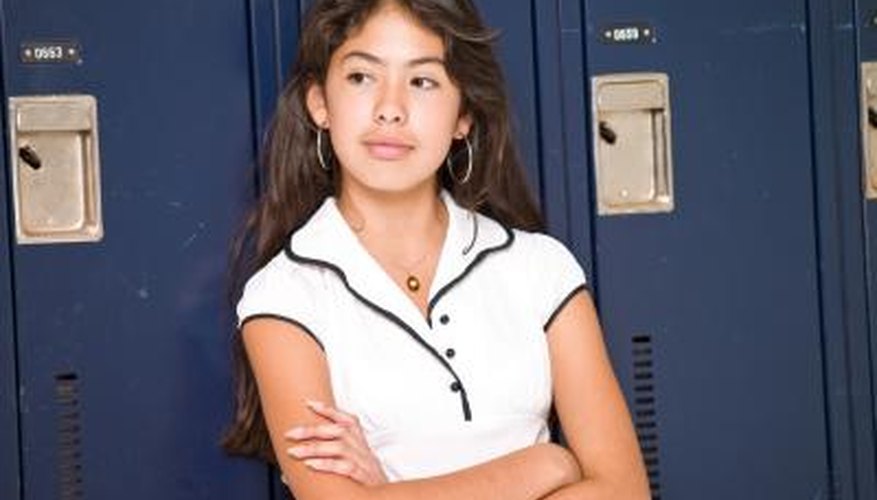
[
  {"xmin": 316, "ymin": 128, "xmax": 330, "ymax": 172},
  {"xmin": 446, "ymin": 136, "xmax": 473, "ymax": 184}
]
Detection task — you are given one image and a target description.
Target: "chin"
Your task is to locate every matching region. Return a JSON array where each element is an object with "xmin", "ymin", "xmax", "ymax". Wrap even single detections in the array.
[{"xmin": 349, "ymin": 175, "xmax": 440, "ymax": 197}]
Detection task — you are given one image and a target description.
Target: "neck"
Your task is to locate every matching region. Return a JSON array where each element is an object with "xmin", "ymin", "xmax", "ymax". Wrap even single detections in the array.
[
  {"xmin": 337, "ymin": 182, "xmax": 448, "ymax": 302},
  {"xmin": 337, "ymin": 184, "xmax": 446, "ymax": 251}
]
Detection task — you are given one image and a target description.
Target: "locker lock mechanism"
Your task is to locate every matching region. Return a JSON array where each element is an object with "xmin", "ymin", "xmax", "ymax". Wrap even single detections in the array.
[
  {"xmin": 599, "ymin": 121, "xmax": 618, "ymax": 145},
  {"xmin": 7, "ymin": 95, "xmax": 103, "ymax": 244},
  {"xmin": 591, "ymin": 72, "xmax": 674, "ymax": 215},
  {"xmin": 868, "ymin": 106, "xmax": 877, "ymax": 130},
  {"xmin": 18, "ymin": 144, "xmax": 43, "ymax": 170}
]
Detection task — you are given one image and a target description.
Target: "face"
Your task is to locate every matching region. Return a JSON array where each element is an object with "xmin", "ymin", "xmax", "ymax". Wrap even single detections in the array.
[{"xmin": 306, "ymin": 2, "xmax": 472, "ymax": 197}]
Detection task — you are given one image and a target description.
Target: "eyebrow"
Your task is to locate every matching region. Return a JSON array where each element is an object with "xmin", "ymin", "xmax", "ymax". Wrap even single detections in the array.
[{"xmin": 342, "ymin": 51, "xmax": 446, "ymax": 68}]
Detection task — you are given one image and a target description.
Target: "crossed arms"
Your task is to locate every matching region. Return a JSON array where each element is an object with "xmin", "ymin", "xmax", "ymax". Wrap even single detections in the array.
[{"xmin": 242, "ymin": 290, "xmax": 650, "ymax": 499}]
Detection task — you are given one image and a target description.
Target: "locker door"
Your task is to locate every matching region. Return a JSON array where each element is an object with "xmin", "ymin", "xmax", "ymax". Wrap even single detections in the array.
[
  {"xmin": 811, "ymin": 0, "xmax": 877, "ymax": 497},
  {"xmin": 856, "ymin": 0, "xmax": 877, "ymax": 497},
  {"xmin": 576, "ymin": 1, "xmax": 829, "ymax": 498},
  {"xmin": 0, "ymin": 46, "xmax": 22, "ymax": 500},
  {"xmin": 1, "ymin": 1, "xmax": 269, "ymax": 498}
]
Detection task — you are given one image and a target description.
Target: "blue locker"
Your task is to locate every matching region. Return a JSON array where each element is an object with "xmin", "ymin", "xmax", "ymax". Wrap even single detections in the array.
[
  {"xmin": 573, "ymin": 0, "xmax": 842, "ymax": 498},
  {"xmin": 810, "ymin": 0, "xmax": 877, "ymax": 498},
  {"xmin": 854, "ymin": 0, "xmax": 877, "ymax": 497},
  {"xmin": 1, "ymin": 0, "xmax": 268, "ymax": 497},
  {"xmin": 0, "ymin": 7, "xmax": 22, "ymax": 493}
]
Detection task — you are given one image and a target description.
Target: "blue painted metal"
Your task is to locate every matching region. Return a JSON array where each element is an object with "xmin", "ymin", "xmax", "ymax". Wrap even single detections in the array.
[
  {"xmin": 855, "ymin": 1, "xmax": 877, "ymax": 499},
  {"xmin": 477, "ymin": 0, "xmax": 542, "ymax": 201},
  {"xmin": 0, "ymin": 2, "xmax": 22, "ymax": 499},
  {"xmin": 808, "ymin": 0, "xmax": 877, "ymax": 498},
  {"xmin": 3, "ymin": 0, "xmax": 267, "ymax": 497},
  {"xmin": 579, "ymin": 0, "xmax": 829, "ymax": 498},
  {"xmin": 531, "ymin": 0, "xmax": 568, "ymax": 237},
  {"xmin": 249, "ymin": 0, "xmax": 282, "ymax": 144}
]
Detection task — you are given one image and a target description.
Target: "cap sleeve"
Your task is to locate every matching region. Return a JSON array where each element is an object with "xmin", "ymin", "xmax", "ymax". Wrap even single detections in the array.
[
  {"xmin": 236, "ymin": 255, "xmax": 325, "ymax": 351},
  {"xmin": 530, "ymin": 234, "xmax": 589, "ymax": 331}
]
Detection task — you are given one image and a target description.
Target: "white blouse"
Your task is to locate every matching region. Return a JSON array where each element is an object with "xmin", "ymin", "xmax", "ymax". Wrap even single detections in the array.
[{"xmin": 237, "ymin": 191, "xmax": 587, "ymax": 481}]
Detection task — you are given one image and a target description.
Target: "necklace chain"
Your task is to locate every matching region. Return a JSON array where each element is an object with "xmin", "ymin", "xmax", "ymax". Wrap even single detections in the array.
[{"xmin": 338, "ymin": 198, "xmax": 445, "ymax": 294}]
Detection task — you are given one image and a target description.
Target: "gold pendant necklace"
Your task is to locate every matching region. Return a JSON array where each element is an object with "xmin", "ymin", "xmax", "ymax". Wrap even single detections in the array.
[
  {"xmin": 338, "ymin": 197, "xmax": 444, "ymax": 295},
  {"xmin": 406, "ymin": 275, "xmax": 421, "ymax": 292},
  {"xmin": 399, "ymin": 250, "xmax": 430, "ymax": 294}
]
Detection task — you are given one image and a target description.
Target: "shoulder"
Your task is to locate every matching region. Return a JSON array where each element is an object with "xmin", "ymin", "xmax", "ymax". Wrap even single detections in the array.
[
  {"xmin": 504, "ymin": 227, "xmax": 584, "ymax": 276},
  {"xmin": 236, "ymin": 245, "xmax": 328, "ymax": 331},
  {"xmin": 509, "ymin": 228, "xmax": 574, "ymax": 258},
  {"xmin": 497, "ymin": 227, "xmax": 589, "ymax": 328},
  {"xmin": 243, "ymin": 248, "xmax": 314, "ymax": 296}
]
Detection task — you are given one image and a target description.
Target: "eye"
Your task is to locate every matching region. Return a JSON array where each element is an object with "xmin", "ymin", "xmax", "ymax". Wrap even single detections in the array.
[
  {"xmin": 346, "ymin": 72, "xmax": 372, "ymax": 85},
  {"xmin": 411, "ymin": 76, "xmax": 439, "ymax": 90}
]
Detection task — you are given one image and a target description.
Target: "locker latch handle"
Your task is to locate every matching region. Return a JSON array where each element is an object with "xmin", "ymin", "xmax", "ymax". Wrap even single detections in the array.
[
  {"xmin": 591, "ymin": 73, "xmax": 674, "ymax": 215},
  {"xmin": 8, "ymin": 94, "xmax": 104, "ymax": 244}
]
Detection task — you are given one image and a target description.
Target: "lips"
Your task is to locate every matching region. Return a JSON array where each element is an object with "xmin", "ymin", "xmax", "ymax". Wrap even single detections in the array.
[{"xmin": 363, "ymin": 138, "xmax": 414, "ymax": 161}]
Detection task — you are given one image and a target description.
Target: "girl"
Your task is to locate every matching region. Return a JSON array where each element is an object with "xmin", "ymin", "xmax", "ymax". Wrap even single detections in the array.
[{"xmin": 224, "ymin": 0, "xmax": 649, "ymax": 498}]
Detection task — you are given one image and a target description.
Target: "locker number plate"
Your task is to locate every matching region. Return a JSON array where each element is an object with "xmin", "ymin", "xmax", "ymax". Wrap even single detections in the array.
[
  {"xmin": 20, "ymin": 41, "xmax": 82, "ymax": 64},
  {"xmin": 600, "ymin": 24, "xmax": 656, "ymax": 45}
]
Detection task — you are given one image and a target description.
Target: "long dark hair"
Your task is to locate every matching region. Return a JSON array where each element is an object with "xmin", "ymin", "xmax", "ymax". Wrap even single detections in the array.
[{"xmin": 223, "ymin": 0, "xmax": 543, "ymax": 462}]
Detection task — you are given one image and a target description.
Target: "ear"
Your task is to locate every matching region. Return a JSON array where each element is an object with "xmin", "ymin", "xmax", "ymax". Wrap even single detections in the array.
[
  {"xmin": 454, "ymin": 113, "xmax": 473, "ymax": 139},
  {"xmin": 306, "ymin": 83, "xmax": 329, "ymax": 128}
]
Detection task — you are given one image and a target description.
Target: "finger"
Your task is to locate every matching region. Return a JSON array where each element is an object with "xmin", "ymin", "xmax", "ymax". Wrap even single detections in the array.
[
  {"xmin": 287, "ymin": 440, "xmax": 346, "ymax": 459},
  {"xmin": 285, "ymin": 423, "xmax": 345, "ymax": 441},
  {"xmin": 305, "ymin": 401, "xmax": 369, "ymax": 443},
  {"xmin": 303, "ymin": 458, "xmax": 358, "ymax": 478},
  {"xmin": 286, "ymin": 424, "xmax": 371, "ymax": 464},
  {"xmin": 305, "ymin": 400, "xmax": 360, "ymax": 427}
]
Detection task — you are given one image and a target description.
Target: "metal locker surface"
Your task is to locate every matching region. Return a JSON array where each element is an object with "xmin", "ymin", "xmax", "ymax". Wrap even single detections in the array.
[
  {"xmin": 580, "ymin": 0, "xmax": 829, "ymax": 498},
  {"xmin": 806, "ymin": 0, "xmax": 877, "ymax": 498},
  {"xmin": 854, "ymin": 0, "xmax": 877, "ymax": 498},
  {"xmin": 1, "ymin": 0, "xmax": 269, "ymax": 498},
  {"xmin": 476, "ymin": 0, "xmax": 542, "ymax": 200},
  {"xmin": 0, "ymin": 4, "xmax": 22, "ymax": 492}
]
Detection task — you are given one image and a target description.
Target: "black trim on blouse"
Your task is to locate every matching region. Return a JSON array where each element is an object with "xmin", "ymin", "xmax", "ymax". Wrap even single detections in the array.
[
  {"xmin": 240, "ymin": 313, "xmax": 326, "ymax": 352},
  {"xmin": 283, "ymin": 215, "xmax": 514, "ymax": 423},
  {"xmin": 543, "ymin": 283, "xmax": 589, "ymax": 332},
  {"xmin": 284, "ymin": 248, "xmax": 473, "ymax": 421},
  {"xmin": 426, "ymin": 220, "xmax": 515, "ymax": 327}
]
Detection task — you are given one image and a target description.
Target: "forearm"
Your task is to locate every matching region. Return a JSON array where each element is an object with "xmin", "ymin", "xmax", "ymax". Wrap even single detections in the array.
[
  {"xmin": 386, "ymin": 442, "xmax": 578, "ymax": 500},
  {"xmin": 537, "ymin": 477, "xmax": 651, "ymax": 500},
  {"xmin": 311, "ymin": 442, "xmax": 579, "ymax": 500}
]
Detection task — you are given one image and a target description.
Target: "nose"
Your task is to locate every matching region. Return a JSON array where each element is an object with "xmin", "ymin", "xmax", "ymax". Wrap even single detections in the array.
[{"xmin": 374, "ymin": 81, "xmax": 407, "ymax": 126}]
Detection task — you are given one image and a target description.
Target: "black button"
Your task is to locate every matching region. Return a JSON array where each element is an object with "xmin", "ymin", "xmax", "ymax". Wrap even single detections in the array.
[
  {"xmin": 445, "ymin": 348, "xmax": 456, "ymax": 359},
  {"xmin": 439, "ymin": 314, "xmax": 450, "ymax": 325},
  {"xmin": 450, "ymin": 381, "xmax": 461, "ymax": 392}
]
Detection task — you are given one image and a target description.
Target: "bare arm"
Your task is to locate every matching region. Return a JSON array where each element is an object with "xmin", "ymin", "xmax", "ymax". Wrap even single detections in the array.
[
  {"xmin": 242, "ymin": 318, "xmax": 581, "ymax": 500},
  {"xmin": 540, "ymin": 292, "xmax": 651, "ymax": 500}
]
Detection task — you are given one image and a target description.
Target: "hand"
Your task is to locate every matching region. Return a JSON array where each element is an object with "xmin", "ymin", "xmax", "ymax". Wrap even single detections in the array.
[{"xmin": 285, "ymin": 400, "xmax": 388, "ymax": 486}]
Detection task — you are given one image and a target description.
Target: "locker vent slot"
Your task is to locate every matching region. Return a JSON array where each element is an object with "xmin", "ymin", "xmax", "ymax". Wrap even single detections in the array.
[
  {"xmin": 632, "ymin": 335, "xmax": 661, "ymax": 499},
  {"xmin": 56, "ymin": 372, "xmax": 84, "ymax": 499}
]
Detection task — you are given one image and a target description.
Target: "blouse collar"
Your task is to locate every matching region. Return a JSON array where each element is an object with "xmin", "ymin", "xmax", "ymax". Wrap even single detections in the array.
[{"xmin": 285, "ymin": 190, "xmax": 513, "ymax": 329}]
